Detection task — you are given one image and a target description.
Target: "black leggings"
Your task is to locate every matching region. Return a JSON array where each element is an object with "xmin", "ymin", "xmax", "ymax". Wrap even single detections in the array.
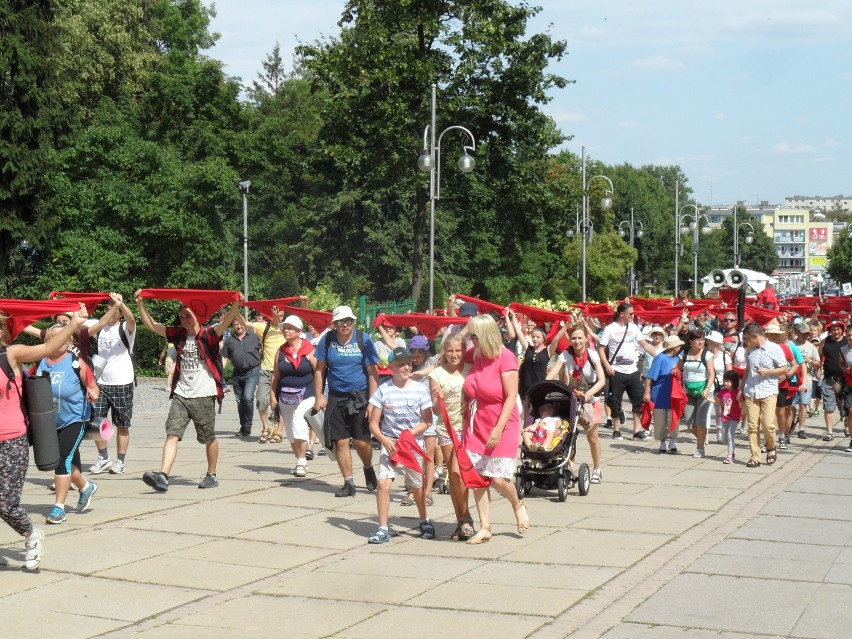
[{"xmin": 55, "ymin": 422, "xmax": 85, "ymax": 476}]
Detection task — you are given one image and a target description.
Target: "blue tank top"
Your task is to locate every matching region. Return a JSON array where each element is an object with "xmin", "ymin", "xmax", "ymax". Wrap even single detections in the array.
[{"xmin": 37, "ymin": 353, "xmax": 90, "ymax": 429}]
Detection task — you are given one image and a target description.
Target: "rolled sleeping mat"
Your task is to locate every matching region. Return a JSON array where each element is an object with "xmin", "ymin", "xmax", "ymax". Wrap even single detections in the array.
[
  {"xmin": 304, "ymin": 408, "xmax": 335, "ymax": 461},
  {"xmin": 83, "ymin": 418, "xmax": 114, "ymax": 441},
  {"xmin": 24, "ymin": 373, "xmax": 59, "ymax": 472}
]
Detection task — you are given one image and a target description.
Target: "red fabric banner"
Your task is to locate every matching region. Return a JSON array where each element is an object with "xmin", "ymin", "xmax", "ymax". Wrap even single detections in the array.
[
  {"xmin": 641, "ymin": 400, "xmax": 654, "ymax": 430},
  {"xmin": 48, "ymin": 291, "xmax": 111, "ymax": 315},
  {"xmin": 388, "ymin": 430, "xmax": 432, "ymax": 475},
  {"xmin": 243, "ymin": 297, "xmax": 303, "ymax": 321},
  {"xmin": 670, "ymin": 368, "xmax": 687, "ymax": 434},
  {"xmin": 0, "ymin": 299, "xmax": 83, "ymax": 339},
  {"xmin": 278, "ymin": 305, "xmax": 333, "ymax": 332},
  {"xmin": 508, "ymin": 302, "xmax": 571, "ymax": 325},
  {"xmin": 438, "ymin": 396, "xmax": 490, "ymax": 489},
  {"xmin": 820, "ymin": 298, "xmax": 852, "ymax": 313},
  {"xmin": 374, "ymin": 313, "xmax": 467, "ymax": 340},
  {"xmin": 139, "ymin": 289, "xmax": 240, "ymax": 324},
  {"xmin": 453, "ymin": 294, "xmax": 505, "ymax": 315}
]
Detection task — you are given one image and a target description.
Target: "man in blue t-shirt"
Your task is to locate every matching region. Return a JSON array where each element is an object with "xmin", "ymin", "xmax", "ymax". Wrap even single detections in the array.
[{"xmin": 314, "ymin": 305, "xmax": 380, "ymax": 497}]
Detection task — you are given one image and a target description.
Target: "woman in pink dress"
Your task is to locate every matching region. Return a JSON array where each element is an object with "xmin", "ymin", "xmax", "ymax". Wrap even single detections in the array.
[{"xmin": 462, "ymin": 315, "xmax": 530, "ymax": 544}]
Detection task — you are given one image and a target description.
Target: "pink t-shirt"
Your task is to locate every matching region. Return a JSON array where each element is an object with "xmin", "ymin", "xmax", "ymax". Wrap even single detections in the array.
[
  {"xmin": 0, "ymin": 366, "xmax": 26, "ymax": 441},
  {"xmin": 462, "ymin": 347, "xmax": 519, "ymax": 457}
]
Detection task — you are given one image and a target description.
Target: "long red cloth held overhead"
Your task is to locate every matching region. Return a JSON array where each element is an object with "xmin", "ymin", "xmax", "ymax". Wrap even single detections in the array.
[
  {"xmin": 278, "ymin": 305, "xmax": 334, "ymax": 332},
  {"xmin": 508, "ymin": 302, "xmax": 571, "ymax": 325},
  {"xmin": 453, "ymin": 294, "xmax": 506, "ymax": 315},
  {"xmin": 139, "ymin": 289, "xmax": 240, "ymax": 324},
  {"xmin": 374, "ymin": 313, "xmax": 467, "ymax": 340},
  {"xmin": 243, "ymin": 297, "xmax": 304, "ymax": 322},
  {"xmin": 48, "ymin": 291, "xmax": 111, "ymax": 315},
  {"xmin": 388, "ymin": 430, "xmax": 433, "ymax": 475},
  {"xmin": 0, "ymin": 299, "xmax": 83, "ymax": 339},
  {"xmin": 439, "ymin": 396, "xmax": 490, "ymax": 488}
]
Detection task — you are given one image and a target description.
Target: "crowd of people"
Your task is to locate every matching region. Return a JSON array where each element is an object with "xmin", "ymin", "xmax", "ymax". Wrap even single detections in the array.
[{"xmin": 1, "ymin": 287, "xmax": 850, "ymax": 569}]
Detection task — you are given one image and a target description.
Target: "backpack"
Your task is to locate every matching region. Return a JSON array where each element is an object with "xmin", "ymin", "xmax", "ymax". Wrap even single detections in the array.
[{"xmin": 117, "ymin": 320, "xmax": 137, "ymax": 387}]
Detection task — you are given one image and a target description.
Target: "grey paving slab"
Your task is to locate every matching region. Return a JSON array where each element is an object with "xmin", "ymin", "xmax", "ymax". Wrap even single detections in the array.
[
  {"xmin": 258, "ymin": 570, "xmax": 441, "ymax": 604},
  {"xmin": 686, "ymin": 552, "xmax": 834, "ymax": 583},
  {"xmin": 456, "ymin": 560, "xmax": 620, "ymax": 591},
  {"xmin": 170, "ymin": 538, "xmax": 335, "ymax": 571},
  {"xmin": 335, "ymin": 606, "xmax": 549, "ymax": 639},
  {"xmin": 786, "ymin": 475, "xmax": 852, "ymax": 495},
  {"xmin": 0, "ymin": 574, "xmax": 206, "ymax": 622},
  {"xmin": 627, "ymin": 573, "xmax": 818, "ymax": 635},
  {"xmin": 623, "ymin": 485, "xmax": 741, "ymax": 511},
  {"xmin": 824, "ymin": 562, "xmax": 852, "ymax": 585},
  {"xmin": 730, "ymin": 514, "xmax": 852, "ymax": 546},
  {"xmin": 792, "ymin": 583, "xmax": 852, "ymax": 638},
  {"xmin": 170, "ymin": 594, "xmax": 386, "ymax": 637},
  {"xmin": 0, "ymin": 601, "xmax": 127, "ymax": 639},
  {"xmin": 802, "ymin": 458, "xmax": 852, "ymax": 479},
  {"xmin": 761, "ymin": 492, "xmax": 852, "ymax": 521},
  {"xmin": 315, "ymin": 550, "xmax": 483, "ymax": 580},
  {"xmin": 94, "ymin": 555, "xmax": 280, "ymax": 590},
  {"xmin": 600, "ymin": 623, "xmax": 759, "ymax": 639},
  {"xmin": 578, "ymin": 505, "xmax": 712, "ymax": 534},
  {"xmin": 706, "ymin": 538, "xmax": 843, "ymax": 563}
]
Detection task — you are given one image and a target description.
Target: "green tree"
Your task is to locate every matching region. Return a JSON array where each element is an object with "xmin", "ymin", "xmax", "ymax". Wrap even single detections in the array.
[
  {"xmin": 827, "ymin": 233, "xmax": 852, "ymax": 284},
  {"xmin": 0, "ymin": 0, "xmax": 72, "ymax": 293},
  {"xmin": 295, "ymin": 0, "xmax": 568, "ymax": 305}
]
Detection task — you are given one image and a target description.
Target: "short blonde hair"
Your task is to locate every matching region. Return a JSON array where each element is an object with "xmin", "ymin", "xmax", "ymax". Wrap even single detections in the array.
[{"xmin": 467, "ymin": 315, "xmax": 503, "ymax": 360}]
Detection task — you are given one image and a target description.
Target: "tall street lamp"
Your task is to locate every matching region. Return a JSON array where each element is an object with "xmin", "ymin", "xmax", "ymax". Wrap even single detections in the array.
[
  {"xmin": 618, "ymin": 207, "xmax": 643, "ymax": 296},
  {"xmin": 733, "ymin": 222, "xmax": 754, "ymax": 269},
  {"xmin": 578, "ymin": 146, "xmax": 614, "ymax": 302},
  {"xmin": 418, "ymin": 83, "xmax": 476, "ymax": 313},
  {"xmin": 678, "ymin": 205, "xmax": 713, "ymax": 296},
  {"xmin": 237, "ymin": 180, "xmax": 251, "ymax": 312}
]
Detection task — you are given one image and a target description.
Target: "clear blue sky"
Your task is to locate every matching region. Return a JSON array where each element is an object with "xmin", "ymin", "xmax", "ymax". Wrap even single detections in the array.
[{"xmin": 209, "ymin": 0, "xmax": 851, "ymax": 207}]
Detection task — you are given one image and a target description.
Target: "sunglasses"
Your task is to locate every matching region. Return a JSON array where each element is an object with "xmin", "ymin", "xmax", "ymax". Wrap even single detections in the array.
[
  {"xmin": 723, "ymin": 319, "xmax": 736, "ymax": 323},
  {"xmin": 335, "ymin": 319, "xmax": 354, "ymax": 327}
]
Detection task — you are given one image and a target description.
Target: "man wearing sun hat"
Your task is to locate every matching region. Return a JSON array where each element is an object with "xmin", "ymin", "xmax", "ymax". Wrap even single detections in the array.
[{"xmin": 314, "ymin": 305, "xmax": 381, "ymax": 497}]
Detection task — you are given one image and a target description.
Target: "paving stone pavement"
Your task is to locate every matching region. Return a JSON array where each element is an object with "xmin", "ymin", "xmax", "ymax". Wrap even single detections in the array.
[{"xmin": 2, "ymin": 379, "xmax": 851, "ymax": 638}]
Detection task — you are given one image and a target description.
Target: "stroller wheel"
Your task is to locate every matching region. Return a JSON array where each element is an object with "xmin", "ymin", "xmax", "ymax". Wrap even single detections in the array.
[
  {"xmin": 441, "ymin": 480, "xmax": 450, "ymax": 494},
  {"xmin": 557, "ymin": 473, "xmax": 568, "ymax": 502},
  {"xmin": 524, "ymin": 479, "xmax": 533, "ymax": 495},
  {"xmin": 577, "ymin": 463, "xmax": 591, "ymax": 496},
  {"xmin": 515, "ymin": 473, "xmax": 524, "ymax": 499}
]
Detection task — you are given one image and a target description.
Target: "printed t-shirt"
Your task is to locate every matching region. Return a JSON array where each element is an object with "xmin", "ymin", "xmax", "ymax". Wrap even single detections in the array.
[
  {"xmin": 717, "ymin": 388, "xmax": 742, "ymax": 421},
  {"xmin": 175, "ymin": 336, "xmax": 217, "ymax": 398},
  {"xmin": 315, "ymin": 330, "xmax": 380, "ymax": 393},
  {"xmin": 36, "ymin": 353, "xmax": 90, "ymax": 429},
  {"xmin": 599, "ymin": 322, "xmax": 647, "ymax": 374},
  {"xmin": 428, "ymin": 365, "xmax": 468, "ymax": 434}
]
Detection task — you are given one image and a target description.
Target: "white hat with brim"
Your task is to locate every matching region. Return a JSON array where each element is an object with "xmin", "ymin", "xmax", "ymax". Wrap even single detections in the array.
[
  {"xmin": 705, "ymin": 331, "xmax": 724, "ymax": 344},
  {"xmin": 764, "ymin": 320, "xmax": 786, "ymax": 335},
  {"xmin": 279, "ymin": 314, "xmax": 303, "ymax": 331},
  {"xmin": 331, "ymin": 306, "xmax": 356, "ymax": 322},
  {"xmin": 663, "ymin": 335, "xmax": 685, "ymax": 351}
]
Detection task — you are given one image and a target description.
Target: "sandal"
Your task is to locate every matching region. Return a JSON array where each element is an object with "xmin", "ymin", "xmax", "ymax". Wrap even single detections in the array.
[
  {"xmin": 425, "ymin": 495, "xmax": 434, "ymax": 507},
  {"xmin": 514, "ymin": 501, "xmax": 531, "ymax": 535},
  {"xmin": 746, "ymin": 459, "xmax": 761, "ymax": 468},
  {"xmin": 258, "ymin": 427, "xmax": 271, "ymax": 444},
  {"xmin": 466, "ymin": 526, "xmax": 492, "ymax": 545},
  {"xmin": 766, "ymin": 449, "xmax": 777, "ymax": 465},
  {"xmin": 822, "ymin": 433, "xmax": 834, "ymax": 442},
  {"xmin": 400, "ymin": 491, "xmax": 415, "ymax": 507},
  {"xmin": 458, "ymin": 517, "xmax": 475, "ymax": 540}
]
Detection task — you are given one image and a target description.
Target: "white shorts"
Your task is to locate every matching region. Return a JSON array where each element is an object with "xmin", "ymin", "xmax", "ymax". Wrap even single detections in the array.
[
  {"xmin": 279, "ymin": 398, "xmax": 313, "ymax": 443},
  {"xmin": 377, "ymin": 450, "xmax": 423, "ymax": 488}
]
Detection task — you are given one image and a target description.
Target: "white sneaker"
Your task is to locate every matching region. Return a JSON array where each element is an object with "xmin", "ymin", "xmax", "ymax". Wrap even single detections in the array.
[
  {"xmin": 109, "ymin": 460, "xmax": 125, "ymax": 474},
  {"xmin": 24, "ymin": 528, "xmax": 44, "ymax": 570},
  {"xmin": 294, "ymin": 464, "xmax": 307, "ymax": 477},
  {"xmin": 89, "ymin": 458, "xmax": 113, "ymax": 474}
]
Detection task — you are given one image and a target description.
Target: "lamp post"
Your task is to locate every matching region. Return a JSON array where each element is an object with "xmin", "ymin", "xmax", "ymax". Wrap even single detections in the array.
[
  {"xmin": 733, "ymin": 222, "xmax": 755, "ymax": 269},
  {"xmin": 418, "ymin": 83, "xmax": 476, "ymax": 313},
  {"xmin": 618, "ymin": 207, "xmax": 643, "ymax": 296},
  {"xmin": 237, "ymin": 180, "xmax": 251, "ymax": 312},
  {"xmin": 578, "ymin": 146, "xmax": 614, "ymax": 302},
  {"xmin": 678, "ymin": 205, "xmax": 713, "ymax": 296}
]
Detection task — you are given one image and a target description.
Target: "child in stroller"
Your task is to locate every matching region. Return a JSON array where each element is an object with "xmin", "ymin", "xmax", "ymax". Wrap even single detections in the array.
[{"xmin": 522, "ymin": 402, "xmax": 562, "ymax": 451}]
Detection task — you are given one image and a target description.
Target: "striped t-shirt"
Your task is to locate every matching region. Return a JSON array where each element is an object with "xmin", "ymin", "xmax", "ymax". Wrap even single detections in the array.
[{"xmin": 368, "ymin": 379, "xmax": 432, "ymax": 439}]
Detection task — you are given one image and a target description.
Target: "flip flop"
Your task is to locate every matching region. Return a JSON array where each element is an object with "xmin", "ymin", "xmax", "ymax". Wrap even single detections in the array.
[{"xmin": 400, "ymin": 492, "xmax": 415, "ymax": 506}]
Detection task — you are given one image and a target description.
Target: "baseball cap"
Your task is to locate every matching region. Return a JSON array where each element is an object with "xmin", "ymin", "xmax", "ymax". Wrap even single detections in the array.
[
  {"xmin": 458, "ymin": 302, "xmax": 478, "ymax": 318},
  {"xmin": 408, "ymin": 335, "xmax": 429, "ymax": 350},
  {"xmin": 389, "ymin": 347, "xmax": 413, "ymax": 363},
  {"xmin": 279, "ymin": 314, "xmax": 303, "ymax": 331}
]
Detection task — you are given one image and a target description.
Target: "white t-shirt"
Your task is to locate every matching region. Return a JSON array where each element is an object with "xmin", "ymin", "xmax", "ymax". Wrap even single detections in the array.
[
  {"xmin": 175, "ymin": 336, "xmax": 217, "ymax": 398},
  {"xmin": 712, "ymin": 350, "xmax": 729, "ymax": 386},
  {"xmin": 599, "ymin": 322, "xmax": 647, "ymax": 374},
  {"xmin": 96, "ymin": 322, "xmax": 135, "ymax": 386}
]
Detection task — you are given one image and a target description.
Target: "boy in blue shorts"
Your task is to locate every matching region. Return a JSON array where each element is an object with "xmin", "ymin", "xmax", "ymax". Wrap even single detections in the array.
[{"xmin": 367, "ymin": 347, "xmax": 435, "ymax": 543}]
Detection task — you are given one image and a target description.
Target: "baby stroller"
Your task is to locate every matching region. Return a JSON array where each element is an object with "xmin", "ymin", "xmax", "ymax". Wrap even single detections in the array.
[{"xmin": 515, "ymin": 380, "xmax": 591, "ymax": 502}]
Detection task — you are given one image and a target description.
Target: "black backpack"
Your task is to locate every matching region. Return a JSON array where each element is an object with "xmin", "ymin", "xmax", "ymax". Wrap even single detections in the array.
[{"xmin": 117, "ymin": 320, "xmax": 137, "ymax": 387}]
